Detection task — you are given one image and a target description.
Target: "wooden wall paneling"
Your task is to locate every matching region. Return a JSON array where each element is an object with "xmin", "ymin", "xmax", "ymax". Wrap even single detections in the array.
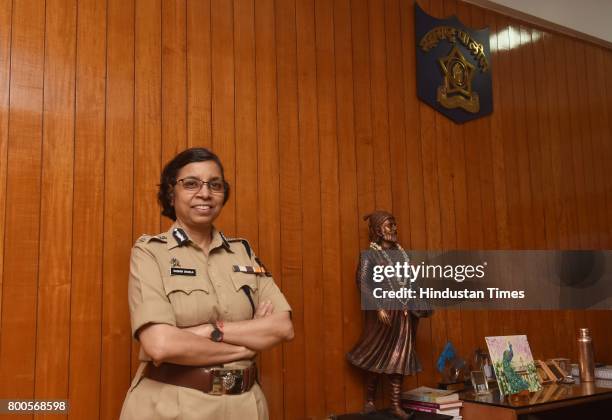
[
  {"xmin": 210, "ymin": 0, "xmax": 235, "ymax": 235},
  {"xmin": 572, "ymin": 41, "xmax": 598, "ymax": 249},
  {"xmin": 484, "ymin": 10, "xmax": 509, "ymax": 249},
  {"xmin": 254, "ymin": 1, "xmax": 284, "ymax": 417},
  {"xmin": 101, "ymin": 0, "xmax": 134, "ymax": 418},
  {"xmin": 481, "ymin": 11, "xmax": 511, "ymax": 340},
  {"xmin": 429, "ymin": 0, "xmax": 457, "ymax": 252},
  {"xmin": 440, "ymin": 0, "xmax": 467, "ymax": 361},
  {"xmin": 562, "ymin": 36, "xmax": 588, "ymax": 250},
  {"xmin": 187, "ymin": 0, "xmax": 212, "ymax": 148},
  {"xmin": 68, "ymin": 0, "xmax": 107, "ymax": 417},
  {"xmin": 549, "ymin": 35, "xmax": 580, "ymax": 357},
  {"xmin": 593, "ymin": 49, "xmax": 612, "ymax": 250},
  {"xmin": 508, "ymin": 22, "xmax": 535, "ymax": 248},
  {"xmin": 461, "ymin": 4, "xmax": 492, "ymax": 361},
  {"xmin": 0, "ymin": 0, "xmax": 45, "ymax": 402},
  {"xmin": 496, "ymin": 17, "xmax": 522, "ymax": 251},
  {"xmin": 471, "ymin": 6, "xmax": 498, "ymax": 251},
  {"xmin": 367, "ymin": 0, "xmax": 393, "ymax": 211},
  {"xmin": 531, "ymin": 30, "xmax": 558, "ymax": 249},
  {"xmin": 517, "ymin": 25, "xmax": 548, "ymax": 358},
  {"xmin": 582, "ymin": 44, "xmax": 611, "ymax": 361},
  {"xmin": 603, "ymin": 50, "xmax": 612, "ymax": 250},
  {"xmin": 161, "ymin": 0, "xmax": 187, "ymax": 161},
  {"xmin": 457, "ymin": 2, "xmax": 485, "ymax": 251},
  {"xmin": 314, "ymin": 0, "xmax": 345, "ymax": 414},
  {"xmin": 333, "ymin": 0, "xmax": 363, "ymax": 411},
  {"xmin": 413, "ymin": 0, "xmax": 445, "ymax": 388},
  {"xmin": 296, "ymin": 0, "xmax": 325, "ymax": 415},
  {"xmin": 0, "ymin": 0, "xmax": 12, "ymax": 333},
  {"xmin": 584, "ymin": 44, "xmax": 609, "ymax": 249},
  {"xmin": 35, "ymin": 0, "xmax": 77, "ymax": 411},
  {"xmin": 133, "ymin": 0, "xmax": 162, "ymax": 376},
  {"xmin": 425, "ymin": 0, "xmax": 453, "ymax": 383},
  {"xmin": 385, "ymin": 0, "xmax": 419, "ymax": 391},
  {"xmin": 443, "ymin": 0, "xmax": 470, "ymax": 250},
  {"xmin": 385, "ymin": 0, "xmax": 411, "ymax": 247},
  {"xmin": 552, "ymin": 36, "xmax": 579, "ymax": 249},
  {"xmin": 274, "ymin": 1, "xmax": 306, "ymax": 417},
  {"xmin": 351, "ymin": 0, "xmax": 375, "ymax": 246},
  {"xmin": 519, "ymin": 26, "xmax": 547, "ymax": 249},
  {"xmin": 234, "ymin": 0, "xmax": 258, "ymax": 244},
  {"xmin": 400, "ymin": 0, "xmax": 427, "ymax": 251}
]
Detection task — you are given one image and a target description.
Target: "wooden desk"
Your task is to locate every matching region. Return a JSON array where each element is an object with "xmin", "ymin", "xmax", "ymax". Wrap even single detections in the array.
[{"xmin": 460, "ymin": 383, "xmax": 612, "ymax": 420}]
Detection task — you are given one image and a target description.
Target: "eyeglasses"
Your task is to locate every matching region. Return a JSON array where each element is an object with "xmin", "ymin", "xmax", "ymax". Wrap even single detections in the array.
[{"xmin": 176, "ymin": 177, "xmax": 226, "ymax": 194}]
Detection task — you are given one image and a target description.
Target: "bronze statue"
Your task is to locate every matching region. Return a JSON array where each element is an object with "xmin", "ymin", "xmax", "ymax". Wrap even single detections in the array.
[{"xmin": 347, "ymin": 210, "xmax": 432, "ymax": 419}]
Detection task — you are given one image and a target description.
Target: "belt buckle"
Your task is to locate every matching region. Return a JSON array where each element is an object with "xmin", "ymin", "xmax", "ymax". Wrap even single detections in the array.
[{"xmin": 210, "ymin": 369, "xmax": 243, "ymax": 395}]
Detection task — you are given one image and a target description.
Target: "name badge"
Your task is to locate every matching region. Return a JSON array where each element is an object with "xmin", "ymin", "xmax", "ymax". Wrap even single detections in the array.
[{"xmin": 170, "ymin": 267, "xmax": 196, "ymax": 276}]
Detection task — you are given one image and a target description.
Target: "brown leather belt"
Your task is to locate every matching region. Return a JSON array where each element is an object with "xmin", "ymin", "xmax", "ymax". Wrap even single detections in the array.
[{"xmin": 143, "ymin": 362, "xmax": 257, "ymax": 395}]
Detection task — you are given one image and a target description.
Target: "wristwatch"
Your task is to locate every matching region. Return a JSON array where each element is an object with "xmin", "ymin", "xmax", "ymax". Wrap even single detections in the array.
[{"xmin": 210, "ymin": 321, "xmax": 224, "ymax": 342}]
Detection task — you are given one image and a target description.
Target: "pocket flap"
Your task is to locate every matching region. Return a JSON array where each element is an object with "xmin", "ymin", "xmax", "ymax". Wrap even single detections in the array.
[{"xmin": 162, "ymin": 276, "xmax": 209, "ymax": 295}]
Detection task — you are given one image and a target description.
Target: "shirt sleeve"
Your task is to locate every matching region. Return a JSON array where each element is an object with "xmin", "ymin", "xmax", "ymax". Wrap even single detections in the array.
[{"xmin": 128, "ymin": 244, "xmax": 176, "ymax": 339}]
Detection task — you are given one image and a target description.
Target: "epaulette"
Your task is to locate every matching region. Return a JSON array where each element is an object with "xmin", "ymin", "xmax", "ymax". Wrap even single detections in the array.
[
  {"xmin": 136, "ymin": 233, "xmax": 168, "ymax": 244},
  {"xmin": 227, "ymin": 237, "xmax": 252, "ymax": 258}
]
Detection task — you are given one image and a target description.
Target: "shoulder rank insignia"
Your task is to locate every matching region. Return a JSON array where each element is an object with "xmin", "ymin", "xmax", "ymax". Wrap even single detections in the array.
[
  {"xmin": 227, "ymin": 238, "xmax": 252, "ymax": 258},
  {"xmin": 233, "ymin": 265, "xmax": 271, "ymax": 277},
  {"xmin": 137, "ymin": 234, "xmax": 167, "ymax": 243},
  {"xmin": 172, "ymin": 228, "xmax": 189, "ymax": 247}
]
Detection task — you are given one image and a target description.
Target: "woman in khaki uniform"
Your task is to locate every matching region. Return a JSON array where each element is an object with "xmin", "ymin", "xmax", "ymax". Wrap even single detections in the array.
[{"xmin": 120, "ymin": 148, "xmax": 293, "ymax": 420}]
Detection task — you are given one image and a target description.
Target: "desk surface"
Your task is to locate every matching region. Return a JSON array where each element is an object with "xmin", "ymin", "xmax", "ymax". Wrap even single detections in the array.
[{"xmin": 460, "ymin": 382, "xmax": 612, "ymax": 411}]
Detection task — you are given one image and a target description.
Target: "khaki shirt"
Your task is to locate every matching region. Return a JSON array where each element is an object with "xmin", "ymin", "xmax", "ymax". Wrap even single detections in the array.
[{"xmin": 120, "ymin": 224, "xmax": 291, "ymax": 420}]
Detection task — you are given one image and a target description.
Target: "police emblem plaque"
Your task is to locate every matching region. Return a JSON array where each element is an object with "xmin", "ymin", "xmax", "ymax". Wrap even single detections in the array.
[{"xmin": 415, "ymin": 3, "xmax": 492, "ymax": 123}]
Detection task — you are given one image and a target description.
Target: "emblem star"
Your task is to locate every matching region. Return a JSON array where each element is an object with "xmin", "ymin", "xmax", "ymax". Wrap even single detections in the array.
[{"xmin": 438, "ymin": 45, "xmax": 475, "ymax": 98}]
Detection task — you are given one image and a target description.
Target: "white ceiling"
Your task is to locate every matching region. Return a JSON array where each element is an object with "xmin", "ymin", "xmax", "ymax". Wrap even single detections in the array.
[{"xmin": 484, "ymin": 0, "xmax": 612, "ymax": 44}]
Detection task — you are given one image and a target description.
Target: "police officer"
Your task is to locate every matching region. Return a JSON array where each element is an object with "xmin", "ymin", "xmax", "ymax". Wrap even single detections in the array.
[{"xmin": 120, "ymin": 148, "xmax": 293, "ymax": 419}]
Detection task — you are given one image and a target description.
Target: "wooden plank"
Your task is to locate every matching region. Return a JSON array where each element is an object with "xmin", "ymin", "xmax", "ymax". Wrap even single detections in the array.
[
  {"xmin": 572, "ymin": 40, "xmax": 598, "ymax": 249},
  {"xmin": 518, "ymin": 24, "xmax": 547, "ymax": 249},
  {"xmin": 187, "ymin": 0, "xmax": 212, "ymax": 148},
  {"xmin": 314, "ymin": 0, "xmax": 345, "ymax": 411},
  {"xmin": 603, "ymin": 50, "xmax": 612, "ymax": 250},
  {"xmin": 367, "ymin": 0, "xmax": 392, "ymax": 211},
  {"xmin": 0, "ymin": 0, "xmax": 45, "ymax": 401},
  {"xmin": 35, "ymin": 0, "xmax": 77, "ymax": 410},
  {"xmin": 385, "ymin": 0, "xmax": 417, "ymax": 391},
  {"xmin": 351, "ymin": 0, "xmax": 375, "ymax": 246},
  {"xmin": 334, "ymin": 0, "xmax": 362, "ymax": 412},
  {"xmin": 484, "ymin": 10, "xmax": 510, "ymax": 249},
  {"xmin": 531, "ymin": 29, "xmax": 559, "ymax": 249},
  {"xmin": 457, "ymin": 1, "xmax": 485, "ymax": 250},
  {"xmin": 0, "ymin": 0, "xmax": 12, "ymax": 333},
  {"xmin": 495, "ymin": 16, "xmax": 522, "ymax": 250},
  {"xmin": 314, "ymin": 0, "xmax": 345, "ymax": 414},
  {"xmin": 210, "ymin": 0, "xmax": 235, "ymax": 235},
  {"xmin": 296, "ymin": 0, "xmax": 324, "ymax": 416},
  {"xmin": 254, "ymin": 1, "xmax": 283, "ymax": 418},
  {"xmin": 100, "ymin": 0, "xmax": 134, "ymax": 418},
  {"xmin": 429, "ymin": 0, "xmax": 457, "ymax": 251},
  {"xmin": 68, "ymin": 0, "xmax": 106, "ymax": 417},
  {"xmin": 561, "ymin": 36, "xmax": 587, "ymax": 250},
  {"xmin": 470, "ymin": 6, "xmax": 498, "ymax": 250},
  {"xmin": 233, "ymin": 0, "xmax": 258, "ymax": 244},
  {"xmin": 400, "ymin": 0, "xmax": 427, "ymax": 251},
  {"xmin": 508, "ymin": 21, "xmax": 535, "ymax": 248},
  {"xmin": 274, "ymin": 0, "xmax": 305, "ymax": 418},
  {"xmin": 133, "ymin": 0, "xmax": 162, "ymax": 376},
  {"xmin": 584, "ymin": 44, "xmax": 609, "ymax": 250},
  {"xmin": 161, "ymin": 0, "xmax": 187, "ymax": 161}
]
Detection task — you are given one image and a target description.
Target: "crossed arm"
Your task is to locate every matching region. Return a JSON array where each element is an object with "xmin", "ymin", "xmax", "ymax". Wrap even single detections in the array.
[{"xmin": 138, "ymin": 301, "xmax": 293, "ymax": 366}]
